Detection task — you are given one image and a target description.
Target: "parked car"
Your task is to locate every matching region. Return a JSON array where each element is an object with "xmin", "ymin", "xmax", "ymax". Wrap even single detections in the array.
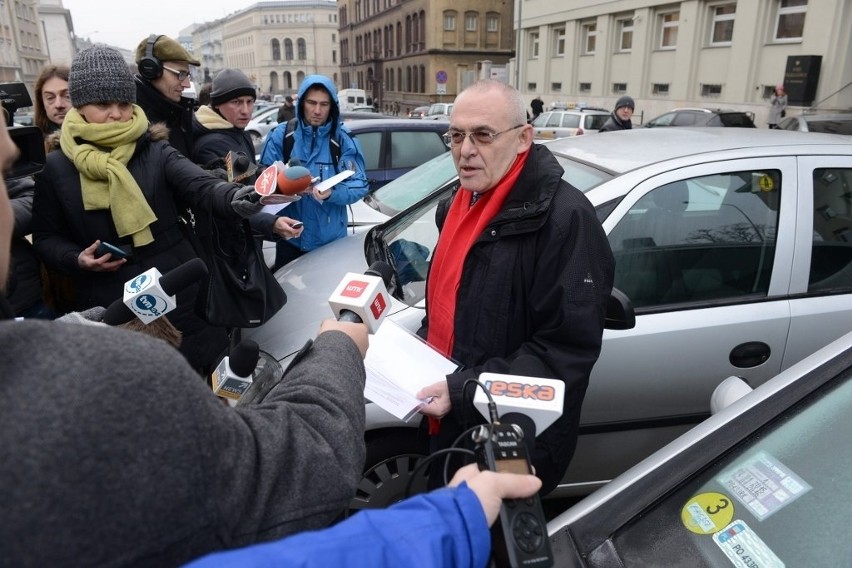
[
  {"xmin": 777, "ymin": 111, "xmax": 852, "ymax": 135},
  {"xmin": 645, "ymin": 108, "xmax": 756, "ymax": 128},
  {"xmin": 547, "ymin": 327, "xmax": 852, "ymax": 566},
  {"xmin": 345, "ymin": 118, "xmax": 449, "ymax": 192},
  {"xmin": 532, "ymin": 108, "xmax": 610, "ymax": 139},
  {"xmin": 408, "ymin": 105, "xmax": 430, "ymax": 119},
  {"xmin": 244, "ymin": 128, "xmax": 852, "ymax": 511},
  {"xmin": 245, "ymin": 105, "xmax": 281, "ymax": 152},
  {"xmin": 422, "ymin": 102, "xmax": 453, "ymax": 120}
]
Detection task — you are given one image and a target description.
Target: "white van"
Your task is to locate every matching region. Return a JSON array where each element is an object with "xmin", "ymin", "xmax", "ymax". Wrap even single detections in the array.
[{"xmin": 337, "ymin": 88, "xmax": 367, "ymax": 111}]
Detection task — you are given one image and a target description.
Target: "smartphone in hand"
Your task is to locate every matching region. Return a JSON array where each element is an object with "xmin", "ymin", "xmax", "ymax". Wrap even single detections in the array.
[
  {"xmin": 95, "ymin": 241, "xmax": 130, "ymax": 259},
  {"xmin": 291, "ymin": 221, "xmax": 304, "ymax": 229}
]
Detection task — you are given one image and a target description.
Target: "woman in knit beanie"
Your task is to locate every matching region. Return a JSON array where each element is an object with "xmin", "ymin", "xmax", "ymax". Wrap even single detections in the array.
[{"xmin": 31, "ymin": 45, "xmax": 261, "ymax": 373}]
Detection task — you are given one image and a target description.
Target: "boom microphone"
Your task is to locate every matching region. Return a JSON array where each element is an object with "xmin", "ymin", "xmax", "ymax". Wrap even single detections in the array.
[
  {"xmin": 103, "ymin": 258, "xmax": 208, "ymax": 325},
  {"xmin": 327, "ymin": 261, "xmax": 393, "ymax": 333}
]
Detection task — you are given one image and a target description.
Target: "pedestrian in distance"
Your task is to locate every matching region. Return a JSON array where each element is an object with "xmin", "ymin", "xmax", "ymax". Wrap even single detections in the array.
[
  {"xmin": 768, "ymin": 84, "xmax": 788, "ymax": 129},
  {"xmin": 530, "ymin": 95, "xmax": 544, "ymax": 122}
]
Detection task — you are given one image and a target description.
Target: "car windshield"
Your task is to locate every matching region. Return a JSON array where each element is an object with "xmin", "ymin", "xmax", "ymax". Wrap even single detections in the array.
[
  {"xmin": 807, "ymin": 119, "xmax": 852, "ymax": 135},
  {"xmin": 605, "ymin": 365, "xmax": 852, "ymax": 567},
  {"xmin": 363, "ymin": 151, "xmax": 458, "ymax": 216}
]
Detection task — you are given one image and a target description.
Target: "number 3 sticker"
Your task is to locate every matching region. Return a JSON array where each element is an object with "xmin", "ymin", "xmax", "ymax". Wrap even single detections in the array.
[{"xmin": 681, "ymin": 492, "xmax": 735, "ymax": 535}]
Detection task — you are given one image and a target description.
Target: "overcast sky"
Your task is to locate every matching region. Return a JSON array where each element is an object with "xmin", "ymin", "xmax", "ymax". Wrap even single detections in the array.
[{"xmin": 61, "ymin": 0, "xmax": 252, "ymax": 51}]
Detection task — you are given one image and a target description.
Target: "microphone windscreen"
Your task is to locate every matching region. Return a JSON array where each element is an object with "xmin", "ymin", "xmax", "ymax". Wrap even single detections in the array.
[
  {"xmin": 102, "ymin": 298, "xmax": 136, "ymax": 326},
  {"xmin": 159, "ymin": 258, "xmax": 209, "ymax": 296},
  {"xmin": 365, "ymin": 260, "xmax": 394, "ymax": 288},
  {"xmin": 276, "ymin": 165, "xmax": 313, "ymax": 196},
  {"xmin": 287, "ymin": 157, "xmax": 302, "ymax": 167},
  {"xmin": 230, "ymin": 339, "xmax": 260, "ymax": 378},
  {"xmin": 234, "ymin": 153, "xmax": 251, "ymax": 173}
]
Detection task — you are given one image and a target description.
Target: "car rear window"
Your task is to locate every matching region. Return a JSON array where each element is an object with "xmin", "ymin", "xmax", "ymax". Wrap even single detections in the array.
[
  {"xmin": 586, "ymin": 114, "xmax": 609, "ymax": 130},
  {"xmin": 719, "ymin": 113, "xmax": 755, "ymax": 127},
  {"xmin": 807, "ymin": 120, "xmax": 852, "ymax": 135}
]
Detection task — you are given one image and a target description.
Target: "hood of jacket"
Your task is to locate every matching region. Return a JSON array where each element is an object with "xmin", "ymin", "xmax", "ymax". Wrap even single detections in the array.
[
  {"xmin": 296, "ymin": 75, "xmax": 340, "ymax": 129},
  {"xmin": 193, "ymin": 105, "xmax": 235, "ymax": 132}
]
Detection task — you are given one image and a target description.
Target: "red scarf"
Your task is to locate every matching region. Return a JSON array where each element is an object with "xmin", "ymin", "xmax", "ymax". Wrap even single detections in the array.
[{"xmin": 425, "ymin": 149, "xmax": 530, "ymax": 433}]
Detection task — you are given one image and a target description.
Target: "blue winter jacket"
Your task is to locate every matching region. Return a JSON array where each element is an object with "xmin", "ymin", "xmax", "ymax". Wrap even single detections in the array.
[
  {"xmin": 259, "ymin": 75, "xmax": 369, "ymax": 252},
  {"xmin": 184, "ymin": 482, "xmax": 491, "ymax": 568}
]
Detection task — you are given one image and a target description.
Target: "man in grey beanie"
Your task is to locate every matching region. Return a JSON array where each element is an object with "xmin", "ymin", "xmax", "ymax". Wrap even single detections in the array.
[{"xmin": 599, "ymin": 95, "xmax": 635, "ymax": 132}]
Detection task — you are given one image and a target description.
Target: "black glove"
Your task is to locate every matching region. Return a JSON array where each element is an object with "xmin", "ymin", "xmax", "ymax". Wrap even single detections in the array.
[{"xmin": 231, "ymin": 185, "xmax": 263, "ymax": 218}]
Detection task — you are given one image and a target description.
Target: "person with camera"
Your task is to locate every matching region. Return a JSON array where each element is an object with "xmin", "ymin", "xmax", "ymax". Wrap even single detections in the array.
[
  {"xmin": 31, "ymin": 46, "xmax": 262, "ymax": 373},
  {"xmin": 1, "ymin": 102, "xmax": 375, "ymax": 566}
]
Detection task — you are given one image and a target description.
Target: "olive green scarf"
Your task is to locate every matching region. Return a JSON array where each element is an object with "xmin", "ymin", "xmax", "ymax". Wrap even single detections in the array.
[{"xmin": 60, "ymin": 105, "xmax": 157, "ymax": 247}]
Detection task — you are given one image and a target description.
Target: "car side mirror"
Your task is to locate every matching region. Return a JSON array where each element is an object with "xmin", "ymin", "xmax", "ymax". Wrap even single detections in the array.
[{"xmin": 605, "ymin": 287, "xmax": 635, "ymax": 330}]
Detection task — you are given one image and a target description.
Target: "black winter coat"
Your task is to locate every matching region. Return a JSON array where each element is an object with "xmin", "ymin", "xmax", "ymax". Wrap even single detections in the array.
[
  {"xmin": 7, "ymin": 176, "xmax": 43, "ymax": 314},
  {"xmin": 135, "ymin": 75, "xmax": 197, "ymax": 158},
  {"xmin": 418, "ymin": 144, "xmax": 615, "ymax": 494},
  {"xmin": 32, "ymin": 127, "xmax": 245, "ymax": 370}
]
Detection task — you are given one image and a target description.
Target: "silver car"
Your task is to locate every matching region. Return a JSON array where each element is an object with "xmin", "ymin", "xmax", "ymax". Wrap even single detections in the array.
[
  {"xmin": 547, "ymin": 326, "xmax": 852, "ymax": 566},
  {"xmin": 244, "ymin": 128, "xmax": 852, "ymax": 509},
  {"xmin": 777, "ymin": 111, "xmax": 852, "ymax": 135},
  {"xmin": 531, "ymin": 109, "xmax": 609, "ymax": 139}
]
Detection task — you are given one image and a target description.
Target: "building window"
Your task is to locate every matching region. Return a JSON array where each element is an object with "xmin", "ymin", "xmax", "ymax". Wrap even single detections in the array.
[
  {"xmin": 465, "ymin": 12, "xmax": 477, "ymax": 32},
  {"xmin": 527, "ymin": 82, "xmax": 537, "ymax": 91},
  {"xmin": 487, "ymin": 14, "xmax": 498, "ymax": 32},
  {"xmin": 530, "ymin": 32, "xmax": 539, "ymax": 58},
  {"xmin": 659, "ymin": 11, "xmax": 679, "ymax": 49},
  {"xmin": 774, "ymin": 0, "xmax": 807, "ymax": 41},
  {"xmin": 653, "ymin": 83, "xmax": 670, "ymax": 95},
  {"xmin": 553, "ymin": 27, "xmax": 565, "ymax": 56},
  {"xmin": 701, "ymin": 83, "xmax": 723, "ymax": 96},
  {"xmin": 710, "ymin": 3, "xmax": 736, "ymax": 45},
  {"xmin": 551, "ymin": 82, "xmax": 562, "ymax": 92},
  {"xmin": 618, "ymin": 18, "xmax": 634, "ymax": 52},
  {"xmin": 284, "ymin": 38, "xmax": 293, "ymax": 61},
  {"xmin": 582, "ymin": 22, "xmax": 597, "ymax": 55},
  {"xmin": 579, "ymin": 82, "xmax": 591, "ymax": 93},
  {"xmin": 297, "ymin": 38, "xmax": 307, "ymax": 60},
  {"xmin": 612, "ymin": 82, "xmax": 627, "ymax": 94},
  {"xmin": 444, "ymin": 12, "xmax": 456, "ymax": 31}
]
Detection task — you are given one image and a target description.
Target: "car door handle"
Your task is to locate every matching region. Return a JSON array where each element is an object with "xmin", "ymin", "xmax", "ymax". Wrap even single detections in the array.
[{"xmin": 729, "ymin": 342, "xmax": 771, "ymax": 368}]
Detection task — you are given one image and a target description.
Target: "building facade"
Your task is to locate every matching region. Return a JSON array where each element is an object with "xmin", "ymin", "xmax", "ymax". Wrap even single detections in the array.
[
  {"xmin": 338, "ymin": 0, "xmax": 515, "ymax": 114},
  {"xmin": 191, "ymin": 1, "xmax": 340, "ymax": 98},
  {"xmin": 512, "ymin": 0, "xmax": 852, "ymax": 126},
  {"xmin": 1, "ymin": 0, "xmax": 48, "ymax": 88}
]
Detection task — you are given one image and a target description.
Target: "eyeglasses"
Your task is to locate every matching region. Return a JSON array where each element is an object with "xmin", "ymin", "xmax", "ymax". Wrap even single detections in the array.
[
  {"xmin": 443, "ymin": 124, "xmax": 524, "ymax": 146},
  {"xmin": 162, "ymin": 66, "xmax": 193, "ymax": 82}
]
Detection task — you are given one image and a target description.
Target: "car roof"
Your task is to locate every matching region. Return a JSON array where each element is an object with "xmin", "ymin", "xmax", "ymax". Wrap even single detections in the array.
[
  {"xmin": 543, "ymin": 127, "xmax": 852, "ymax": 175},
  {"xmin": 344, "ymin": 118, "xmax": 449, "ymax": 131}
]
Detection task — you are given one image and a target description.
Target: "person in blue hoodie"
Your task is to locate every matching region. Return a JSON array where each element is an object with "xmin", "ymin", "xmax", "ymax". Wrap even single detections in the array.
[
  {"xmin": 259, "ymin": 75, "xmax": 369, "ymax": 271},
  {"xmin": 184, "ymin": 464, "xmax": 543, "ymax": 568}
]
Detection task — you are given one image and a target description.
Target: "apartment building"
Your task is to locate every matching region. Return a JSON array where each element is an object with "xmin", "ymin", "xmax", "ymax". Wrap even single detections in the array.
[
  {"xmin": 0, "ymin": 0, "xmax": 48, "ymax": 86},
  {"xmin": 512, "ymin": 0, "xmax": 852, "ymax": 126},
  {"xmin": 338, "ymin": 0, "xmax": 515, "ymax": 114}
]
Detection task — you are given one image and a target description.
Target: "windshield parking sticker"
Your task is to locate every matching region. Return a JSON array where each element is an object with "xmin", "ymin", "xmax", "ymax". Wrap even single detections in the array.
[
  {"xmin": 716, "ymin": 451, "xmax": 811, "ymax": 521},
  {"xmin": 714, "ymin": 520, "xmax": 784, "ymax": 568},
  {"xmin": 681, "ymin": 492, "xmax": 735, "ymax": 535}
]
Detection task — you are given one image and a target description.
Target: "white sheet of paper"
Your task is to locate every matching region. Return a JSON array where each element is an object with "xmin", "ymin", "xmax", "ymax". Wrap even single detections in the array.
[
  {"xmin": 314, "ymin": 169, "xmax": 355, "ymax": 193},
  {"xmin": 364, "ymin": 320, "xmax": 457, "ymax": 422}
]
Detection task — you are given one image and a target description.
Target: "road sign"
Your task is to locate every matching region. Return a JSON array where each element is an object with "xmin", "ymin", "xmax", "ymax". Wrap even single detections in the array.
[
  {"xmin": 436, "ymin": 70, "xmax": 448, "ymax": 84},
  {"xmin": 437, "ymin": 84, "xmax": 447, "ymax": 95}
]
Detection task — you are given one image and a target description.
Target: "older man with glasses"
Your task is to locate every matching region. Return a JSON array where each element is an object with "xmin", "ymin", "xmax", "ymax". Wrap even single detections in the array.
[
  {"xmin": 416, "ymin": 80, "xmax": 615, "ymax": 495},
  {"xmin": 134, "ymin": 34, "xmax": 200, "ymax": 157}
]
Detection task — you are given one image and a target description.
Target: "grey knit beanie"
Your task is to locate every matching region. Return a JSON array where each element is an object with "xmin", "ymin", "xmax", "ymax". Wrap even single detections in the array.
[
  {"xmin": 210, "ymin": 69, "xmax": 256, "ymax": 106},
  {"xmin": 614, "ymin": 95, "xmax": 635, "ymax": 111},
  {"xmin": 69, "ymin": 45, "xmax": 136, "ymax": 108}
]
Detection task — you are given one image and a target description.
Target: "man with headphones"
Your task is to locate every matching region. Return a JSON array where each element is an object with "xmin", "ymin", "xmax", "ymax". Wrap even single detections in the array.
[{"xmin": 135, "ymin": 34, "xmax": 200, "ymax": 157}]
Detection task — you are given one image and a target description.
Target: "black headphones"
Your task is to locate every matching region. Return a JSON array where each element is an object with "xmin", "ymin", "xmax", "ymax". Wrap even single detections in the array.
[{"xmin": 138, "ymin": 34, "xmax": 164, "ymax": 80}]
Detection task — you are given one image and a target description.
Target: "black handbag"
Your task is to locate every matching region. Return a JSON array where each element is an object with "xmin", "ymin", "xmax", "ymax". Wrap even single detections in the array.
[{"xmin": 191, "ymin": 214, "xmax": 286, "ymax": 328}]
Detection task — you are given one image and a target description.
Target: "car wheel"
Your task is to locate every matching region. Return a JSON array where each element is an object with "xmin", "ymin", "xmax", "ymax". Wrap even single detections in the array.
[{"xmin": 347, "ymin": 428, "xmax": 428, "ymax": 515}]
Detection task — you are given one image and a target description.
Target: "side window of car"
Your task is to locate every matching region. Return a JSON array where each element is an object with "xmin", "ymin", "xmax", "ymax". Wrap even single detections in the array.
[
  {"xmin": 651, "ymin": 113, "xmax": 675, "ymax": 127},
  {"xmin": 356, "ymin": 131, "xmax": 382, "ymax": 170},
  {"xmin": 809, "ymin": 168, "xmax": 852, "ymax": 293},
  {"xmin": 390, "ymin": 131, "xmax": 448, "ymax": 169},
  {"xmin": 546, "ymin": 113, "xmax": 562, "ymax": 127},
  {"xmin": 532, "ymin": 113, "xmax": 549, "ymax": 127},
  {"xmin": 672, "ymin": 112, "xmax": 700, "ymax": 126},
  {"xmin": 587, "ymin": 114, "xmax": 608, "ymax": 130},
  {"xmin": 608, "ymin": 171, "xmax": 780, "ymax": 309},
  {"xmin": 561, "ymin": 114, "xmax": 581, "ymax": 128}
]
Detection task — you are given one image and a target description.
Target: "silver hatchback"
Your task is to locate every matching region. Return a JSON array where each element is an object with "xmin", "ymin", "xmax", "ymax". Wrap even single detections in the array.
[
  {"xmin": 244, "ymin": 128, "xmax": 852, "ymax": 510},
  {"xmin": 532, "ymin": 109, "xmax": 610, "ymax": 139}
]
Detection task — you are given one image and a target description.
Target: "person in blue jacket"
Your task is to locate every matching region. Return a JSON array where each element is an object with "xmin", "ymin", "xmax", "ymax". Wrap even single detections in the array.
[
  {"xmin": 184, "ymin": 464, "xmax": 542, "ymax": 568},
  {"xmin": 259, "ymin": 75, "xmax": 369, "ymax": 271}
]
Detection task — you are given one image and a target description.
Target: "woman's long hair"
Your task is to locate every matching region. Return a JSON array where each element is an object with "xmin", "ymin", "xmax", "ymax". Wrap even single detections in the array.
[{"xmin": 33, "ymin": 64, "xmax": 70, "ymax": 135}]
